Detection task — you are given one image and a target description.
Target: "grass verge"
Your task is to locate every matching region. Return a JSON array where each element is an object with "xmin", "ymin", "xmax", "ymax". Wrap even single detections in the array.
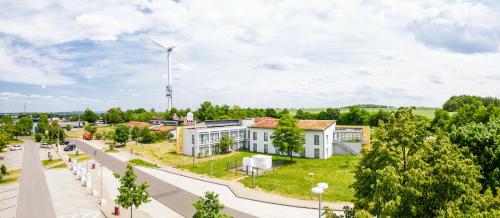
[
  {"xmin": 105, "ymin": 148, "xmax": 119, "ymax": 153},
  {"xmin": 48, "ymin": 162, "xmax": 68, "ymax": 169},
  {"xmin": 128, "ymin": 159, "xmax": 159, "ymax": 168},
  {"xmin": 0, "ymin": 177, "xmax": 19, "ymax": 184},
  {"xmin": 42, "ymin": 159, "xmax": 62, "ymax": 167}
]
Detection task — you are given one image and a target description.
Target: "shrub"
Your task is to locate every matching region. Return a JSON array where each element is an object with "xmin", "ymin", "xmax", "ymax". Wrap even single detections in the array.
[
  {"xmin": 35, "ymin": 133, "xmax": 43, "ymax": 142},
  {"xmin": 95, "ymin": 131, "xmax": 103, "ymax": 140}
]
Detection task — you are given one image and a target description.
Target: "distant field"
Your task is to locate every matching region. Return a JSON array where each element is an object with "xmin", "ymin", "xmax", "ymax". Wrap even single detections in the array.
[{"xmin": 286, "ymin": 107, "xmax": 438, "ymax": 119}]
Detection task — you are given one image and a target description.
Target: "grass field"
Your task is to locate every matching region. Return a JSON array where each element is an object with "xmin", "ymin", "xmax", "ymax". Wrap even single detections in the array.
[
  {"xmin": 122, "ymin": 142, "xmax": 196, "ymax": 166},
  {"xmin": 178, "ymin": 151, "xmax": 358, "ymax": 201},
  {"xmin": 66, "ymin": 125, "xmax": 115, "ymax": 138},
  {"xmin": 240, "ymin": 155, "xmax": 358, "ymax": 202},
  {"xmin": 68, "ymin": 153, "xmax": 91, "ymax": 162},
  {"xmin": 42, "ymin": 158, "xmax": 63, "ymax": 167},
  {"xmin": 286, "ymin": 107, "xmax": 438, "ymax": 119}
]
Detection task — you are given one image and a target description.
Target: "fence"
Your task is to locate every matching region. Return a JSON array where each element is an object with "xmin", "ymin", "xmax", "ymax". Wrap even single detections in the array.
[{"xmin": 226, "ymin": 158, "xmax": 289, "ymax": 176}]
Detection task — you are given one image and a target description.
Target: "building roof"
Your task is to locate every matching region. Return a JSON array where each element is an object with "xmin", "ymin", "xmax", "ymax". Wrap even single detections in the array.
[
  {"xmin": 150, "ymin": 125, "xmax": 176, "ymax": 132},
  {"xmin": 250, "ymin": 118, "xmax": 335, "ymax": 131},
  {"xmin": 126, "ymin": 121, "xmax": 150, "ymax": 128}
]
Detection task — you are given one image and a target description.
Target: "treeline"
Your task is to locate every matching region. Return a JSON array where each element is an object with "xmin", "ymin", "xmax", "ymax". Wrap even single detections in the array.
[{"xmin": 443, "ymin": 95, "xmax": 500, "ymax": 112}]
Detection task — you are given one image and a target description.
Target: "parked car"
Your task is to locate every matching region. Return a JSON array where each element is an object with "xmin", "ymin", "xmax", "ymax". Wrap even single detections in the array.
[
  {"xmin": 62, "ymin": 140, "xmax": 70, "ymax": 145},
  {"xmin": 9, "ymin": 145, "xmax": 22, "ymax": 151},
  {"xmin": 40, "ymin": 143, "xmax": 52, "ymax": 149},
  {"xmin": 83, "ymin": 133, "xmax": 93, "ymax": 140},
  {"xmin": 63, "ymin": 144, "xmax": 76, "ymax": 151}
]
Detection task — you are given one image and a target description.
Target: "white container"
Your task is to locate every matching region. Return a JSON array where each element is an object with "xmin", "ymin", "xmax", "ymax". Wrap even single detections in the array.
[
  {"xmin": 242, "ymin": 157, "xmax": 254, "ymax": 171},
  {"xmin": 252, "ymin": 155, "xmax": 272, "ymax": 170},
  {"xmin": 86, "ymin": 173, "xmax": 92, "ymax": 188}
]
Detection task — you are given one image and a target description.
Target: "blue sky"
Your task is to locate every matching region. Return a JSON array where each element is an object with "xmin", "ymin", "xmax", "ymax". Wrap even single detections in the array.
[{"xmin": 0, "ymin": 0, "xmax": 499, "ymax": 112}]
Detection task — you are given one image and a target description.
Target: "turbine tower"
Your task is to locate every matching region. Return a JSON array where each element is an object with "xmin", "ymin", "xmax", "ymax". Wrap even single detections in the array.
[{"xmin": 147, "ymin": 37, "xmax": 175, "ymax": 111}]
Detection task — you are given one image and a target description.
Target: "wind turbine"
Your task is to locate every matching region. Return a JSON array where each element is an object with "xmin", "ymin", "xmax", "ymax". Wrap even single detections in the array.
[{"xmin": 147, "ymin": 36, "xmax": 175, "ymax": 111}]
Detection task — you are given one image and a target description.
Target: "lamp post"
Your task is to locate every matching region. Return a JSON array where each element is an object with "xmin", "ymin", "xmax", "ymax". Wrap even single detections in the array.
[
  {"xmin": 312, "ymin": 182, "xmax": 329, "ymax": 218},
  {"xmin": 99, "ymin": 161, "xmax": 103, "ymax": 204}
]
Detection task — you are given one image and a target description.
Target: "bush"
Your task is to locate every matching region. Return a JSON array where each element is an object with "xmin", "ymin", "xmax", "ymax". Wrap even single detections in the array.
[
  {"xmin": 1, "ymin": 165, "xmax": 7, "ymax": 176},
  {"xmin": 95, "ymin": 132, "xmax": 103, "ymax": 140},
  {"xmin": 35, "ymin": 133, "xmax": 43, "ymax": 142}
]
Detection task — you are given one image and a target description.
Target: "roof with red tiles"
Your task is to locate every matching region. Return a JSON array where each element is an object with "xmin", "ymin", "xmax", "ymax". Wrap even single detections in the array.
[
  {"xmin": 251, "ymin": 118, "xmax": 335, "ymax": 131},
  {"xmin": 125, "ymin": 121, "xmax": 151, "ymax": 128}
]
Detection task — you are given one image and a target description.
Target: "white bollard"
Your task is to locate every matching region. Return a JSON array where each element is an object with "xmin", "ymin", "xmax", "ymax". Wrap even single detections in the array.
[
  {"xmin": 86, "ymin": 173, "xmax": 92, "ymax": 188},
  {"xmin": 100, "ymin": 198, "xmax": 107, "ymax": 205},
  {"xmin": 92, "ymin": 189, "xmax": 98, "ymax": 196}
]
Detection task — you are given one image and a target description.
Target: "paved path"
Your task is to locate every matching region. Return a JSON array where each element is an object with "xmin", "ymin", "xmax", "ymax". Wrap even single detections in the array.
[
  {"xmin": 16, "ymin": 139, "xmax": 56, "ymax": 218},
  {"xmin": 72, "ymin": 139, "xmax": 255, "ymax": 218}
]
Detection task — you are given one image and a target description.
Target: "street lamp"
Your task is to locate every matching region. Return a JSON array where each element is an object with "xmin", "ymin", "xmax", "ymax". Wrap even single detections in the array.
[{"xmin": 312, "ymin": 182, "xmax": 329, "ymax": 218}]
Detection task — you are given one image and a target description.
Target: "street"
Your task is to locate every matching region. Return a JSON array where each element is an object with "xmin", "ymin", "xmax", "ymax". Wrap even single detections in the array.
[
  {"xmin": 16, "ymin": 139, "xmax": 56, "ymax": 218},
  {"xmin": 72, "ymin": 139, "xmax": 255, "ymax": 218}
]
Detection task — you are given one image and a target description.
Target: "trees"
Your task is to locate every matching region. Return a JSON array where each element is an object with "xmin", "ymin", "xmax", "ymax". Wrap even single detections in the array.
[
  {"xmin": 37, "ymin": 114, "xmax": 49, "ymax": 134},
  {"xmin": 352, "ymin": 108, "xmax": 491, "ymax": 217},
  {"xmin": 430, "ymin": 109, "xmax": 450, "ymax": 131},
  {"xmin": 139, "ymin": 127, "xmax": 157, "ymax": 143},
  {"xmin": 105, "ymin": 107, "xmax": 125, "ymax": 124},
  {"xmin": 15, "ymin": 117, "xmax": 33, "ymax": 136},
  {"xmin": 82, "ymin": 108, "xmax": 98, "ymax": 123},
  {"xmin": 216, "ymin": 135, "xmax": 234, "ymax": 154},
  {"xmin": 48, "ymin": 122, "xmax": 64, "ymax": 143},
  {"xmin": 84, "ymin": 124, "xmax": 97, "ymax": 134},
  {"xmin": 114, "ymin": 124, "xmax": 129, "ymax": 147},
  {"xmin": 450, "ymin": 119, "xmax": 500, "ymax": 192},
  {"xmin": 367, "ymin": 109, "xmax": 390, "ymax": 127},
  {"xmin": 272, "ymin": 114, "xmax": 305, "ymax": 161},
  {"xmin": 340, "ymin": 106, "xmax": 370, "ymax": 125},
  {"xmin": 114, "ymin": 164, "xmax": 150, "ymax": 218},
  {"xmin": 193, "ymin": 191, "xmax": 231, "ymax": 218},
  {"xmin": 0, "ymin": 131, "xmax": 10, "ymax": 152},
  {"xmin": 64, "ymin": 124, "xmax": 72, "ymax": 131},
  {"xmin": 317, "ymin": 108, "xmax": 341, "ymax": 121}
]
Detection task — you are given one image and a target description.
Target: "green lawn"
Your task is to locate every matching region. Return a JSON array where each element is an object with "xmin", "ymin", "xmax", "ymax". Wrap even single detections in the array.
[
  {"xmin": 239, "ymin": 155, "xmax": 358, "ymax": 202},
  {"xmin": 68, "ymin": 153, "xmax": 91, "ymax": 161},
  {"xmin": 128, "ymin": 159, "xmax": 159, "ymax": 168},
  {"xmin": 0, "ymin": 177, "xmax": 19, "ymax": 184},
  {"xmin": 178, "ymin": 151, "xmax": 358, "ymax": 201},
  {"xmin": 48, "ymin": 162, "xmax": 68, "ymax": 169},
  {"xmin": 178, "ymin": 151, "xmax": 264, "ymax": 179}
]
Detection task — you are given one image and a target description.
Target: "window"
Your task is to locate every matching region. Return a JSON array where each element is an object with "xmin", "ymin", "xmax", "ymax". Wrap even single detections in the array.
[
  {"xmin": 253, "ymin": 143, "xmax": 257, "ymax": 152},
  {"xmin": 275, "ymin": 147, "xmax": 280, "ymax": 155},
  {"xmin": 264, "ymin": 144, "xmax": 268, "ymax": 153},
  {"xmin": 326, "ymin": 135, "xmax": 328, "ymax": 144},
  {"xmin": 300, "ymin": 149, "xmax": 305, "ymax": 157},
  {"xmin": 239, "ymin": 130, "xmax": 246, "ymax": 139},
  {"xmin": 191, "ymin": 135, "xmax": 195, "ymax": 145},
  {"xmin": 200, "ymin": 133, "xmax": 209, "ymax": 144},
  {"xmin": 210, "ymin": 132, "xmax": 219, "ymax": 143},
  {"xmin": 314, "ymin": 135, "xmax": 320, "ymax": 145},
  {"xmin": 231, "ymin": 130, "xmax": 238, "ymax": 140},
  {"xmin": 253, "ymin": 132, "xmax": 257, "ymax": 140},
  {"xmin": 264, "ymin": 132, "xmax": 268, "ymax": 141},
  {"xmin": 314, "ymin": 148, "xmax": 320, "ymax": 158}
]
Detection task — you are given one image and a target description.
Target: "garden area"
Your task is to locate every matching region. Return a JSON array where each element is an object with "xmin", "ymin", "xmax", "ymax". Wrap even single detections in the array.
[{"xmin": 178, "ymin": 151, "xmax": 359, "ymax": 201}]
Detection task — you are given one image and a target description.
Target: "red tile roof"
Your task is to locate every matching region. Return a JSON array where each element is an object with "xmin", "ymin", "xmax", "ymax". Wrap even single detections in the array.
[
  {"xmin": 151, "ymin": 125, "xmax": 176, "ymax": 132},
  {"xmin": 251, "ymin": 118, "xmax": 335, "ymax": 131}
]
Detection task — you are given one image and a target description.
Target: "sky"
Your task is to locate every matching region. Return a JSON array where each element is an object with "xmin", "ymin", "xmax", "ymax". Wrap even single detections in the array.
[{"xmin": 0, "ymin": 0, "xmax": 499, "ymax": 113}]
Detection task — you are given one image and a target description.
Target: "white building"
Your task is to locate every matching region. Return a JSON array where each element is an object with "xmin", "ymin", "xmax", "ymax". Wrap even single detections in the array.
[
  {"xmin": 249, "ymin": 118, "xmax": 336, "ymax": 159},
  {"xmin": 182, "ymin": 120, "xmax": 254, "ymax": 157}
]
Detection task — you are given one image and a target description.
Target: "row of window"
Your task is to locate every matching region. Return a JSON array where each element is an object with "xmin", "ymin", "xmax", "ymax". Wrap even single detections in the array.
[
  {"xmin": 252, "ymin": 131, "xmax": 322, "ymax": 146},
  {"xmin": 252, "ymin": 143, "xmax": 320, "ymax": 158},
  {"xmin": 192, "ymin": 129, "xmax": 247, "ymax": 145}
]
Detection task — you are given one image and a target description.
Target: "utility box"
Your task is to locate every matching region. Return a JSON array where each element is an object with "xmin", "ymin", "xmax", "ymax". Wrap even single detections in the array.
[{"xmin": 252, "ymin": 155, "xmax": 272, "ymax": 170}]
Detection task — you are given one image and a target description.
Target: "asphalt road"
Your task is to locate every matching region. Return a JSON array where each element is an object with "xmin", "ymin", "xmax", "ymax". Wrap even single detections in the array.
[
  {"xmin": 16, "ymin": 139, "xmax": 57, "ymax": 218},
  {"xmin": 72, "ymin": 139, "xmax": 255, "ymax": 218}
]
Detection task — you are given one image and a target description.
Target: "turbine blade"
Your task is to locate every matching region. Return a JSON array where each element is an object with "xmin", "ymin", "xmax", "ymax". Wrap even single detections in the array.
[{"xmin": 146, "ymin": 36, "xmax": 168, "ymax": 50}]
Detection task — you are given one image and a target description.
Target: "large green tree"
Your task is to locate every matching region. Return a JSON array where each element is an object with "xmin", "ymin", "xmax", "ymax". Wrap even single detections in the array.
[
  {"xmin": 0, "ymin": 131, "xmax": 10, "ymax": 151},
  {"xmin": 340, "ymin": 106, "xmax": 370, "ymax": 125},
  {"xmin": 15, "ymin": 116, "xmax": 33, "ymax": 136},
  {"xmin": 37, "ymin": 114, "xmax": 49, "ymax": 134},
  {"xmin": 193, "ymin": 191, "xmax": 231, "ymax": 218},
  {"xmin": 105, "ymin": 107, "xmax": 125, "ymax": 124},
  {"xmin": 114, "ymin": 124, "xmax": 129, "ymax": 146},
  {"xmin": 272, "ymin": 114, "xmax": 305, "ymax": 161},
  {"xmin": 352, "ymin": 108, "xmax": 492, "ymax": 217},
  {"xmin": 450, "ymin": 118, "xmax": 500, "ymax": 192},
  {"xmin": 82, "ymin": 108, "xmax": 98, "ymax": 123},
  {"xmin": 115, "ymin": 164, "xmax": 151, "ymax": 218}
]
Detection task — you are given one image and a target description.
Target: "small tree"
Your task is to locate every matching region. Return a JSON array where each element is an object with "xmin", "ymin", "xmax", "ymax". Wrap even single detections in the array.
[
  {"xmin": 131, "ymin": 127, "xmax": 140, "ymax": 144},
  {"xmin": 114, "ymin": 124, "xmax": 130, "ymax": 147},
  {"xmin": 216, "ymin": 135, "xmax": 234, "ymax": 154},
  {"xmin": 85, "ymin": 124, "xmax": 97, "ymax": 134},
  {"xmin": 193, "ymin": 191, "xmax": 232, "ymax": 218},
  {"xmin": 65, "ymin": 124, "xmax": 72, "ymax": 131},
  {"xmin": 82, "ymin": 108, "xmax": 98, "ymax": 123},
  {"xmin": 115, "ymin": 164, "xmax": 151, "ymax": 218},
  {"xmin": 272, "ymin": 114, "xmax": 305, "ymax": 161}
]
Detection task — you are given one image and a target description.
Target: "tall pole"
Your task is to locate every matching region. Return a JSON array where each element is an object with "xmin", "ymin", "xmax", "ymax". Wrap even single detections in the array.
[
  {"xmin": 318, "ymin": 193, "xmax": 322, "ymax": 218},
  {"xmin": 166, "ymin": 48, "xmax": 173, "ymax": 111}
]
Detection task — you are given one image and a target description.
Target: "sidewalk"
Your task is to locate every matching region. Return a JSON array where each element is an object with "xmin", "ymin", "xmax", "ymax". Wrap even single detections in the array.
[
  {"xmin": 78, "ymin": 139, "xmax": 347, "ymax": 216},
  {"xmin": 59, "ymin": 145, "xmax": 182, "ymax": 218}
]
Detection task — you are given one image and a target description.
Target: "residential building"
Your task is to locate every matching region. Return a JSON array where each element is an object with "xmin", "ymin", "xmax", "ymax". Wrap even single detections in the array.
[{"xmin": 249, "ymin": 118, "xmax": 336, "ymax": 159}]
